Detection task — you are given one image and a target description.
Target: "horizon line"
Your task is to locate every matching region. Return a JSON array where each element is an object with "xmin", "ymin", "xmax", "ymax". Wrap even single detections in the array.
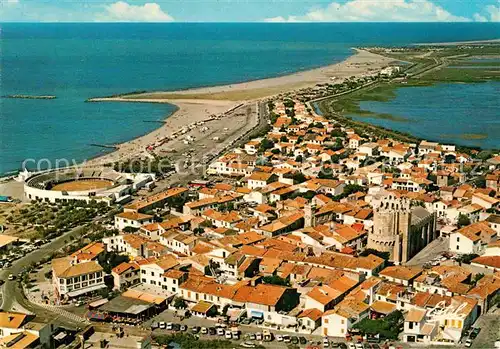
[{"xmin": 2, "ymin": 21, "xmax": 500, "ymax": 24}]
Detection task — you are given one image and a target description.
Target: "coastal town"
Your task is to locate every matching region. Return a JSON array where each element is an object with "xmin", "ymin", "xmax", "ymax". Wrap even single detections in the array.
[{"xmin": 0, "ymin": 44, "xmax": 499, "ymax": 349}]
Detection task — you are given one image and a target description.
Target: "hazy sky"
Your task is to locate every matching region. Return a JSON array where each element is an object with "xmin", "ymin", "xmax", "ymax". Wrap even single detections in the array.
[{"xmin": 1, "ymin": 0, "xmax": 499, "ymax": 23}]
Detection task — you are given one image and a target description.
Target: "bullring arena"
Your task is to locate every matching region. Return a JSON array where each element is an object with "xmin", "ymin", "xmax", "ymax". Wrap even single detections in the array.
[
  {"xmin": 50, "ymin": 179, "xmax": 114, "ymax": 192},
  {"xmin": 23, "ymin": 168, "xmax": 153, "ymax": 204}
]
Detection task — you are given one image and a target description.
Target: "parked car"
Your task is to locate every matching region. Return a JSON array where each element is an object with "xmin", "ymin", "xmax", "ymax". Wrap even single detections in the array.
[
  {"xmin": 283, "ymin": 335, "xmax": 291, "ymax": 343},
  {"xmin": 180, "ymin": 324, "xmax": 187, "ymax": 332},
  {"xmin": 191, "ymin": 326, "xmax": 200, "ymax": 334},
  {"xmin": 166, "ymin": 323, "xmax": 173, "ymax": 330},
  {"xmin": 349, "ymin": 343, "xmax": 356, "ymax": 349},
  {"xmin": 465, "ymin": 339, "xmax": 473, "ymax": 347},
  {"xmin": 299, "ymin": 337, "xmax": 307, "ymax": 345},
  {"xmin": 217, "ymin": 328, "xmax": 225, "ymax": 336},
  {"xmin": 208, "ymin": 327, "xmax": 216, "ymax": 335},
  {"xmin": 201, "ymin": 327, "xmax": 208, "ymax": 335},
  {"xmin": 151, "ymin": 322, "xmax": 159, "ymax": 330},
  {"xmin": 225, "ymin": 330, "xmax": 232, "ymax": 339},
  {"xmin": 355, "ymin": 343, "xmax": 363, "ymax": 349},
  {"xmin": 172, "ymin": 324, "xmax": 180, "ymax": 331},
  {"xmin": 158, "ymin": 322, "xmax": 166, "ymax": 329},
  {"xmin": 247, "ymin": 333, "xmax": 256, "ymax": 340},
  {"xmin": 255, "ymin": 332, "xmax": 262, "ymax": 341},
  {"xmin": 323, "ymin": 337, "xmax": 330, "ymax": 348},
  {"xmin": 291, "ymin": 336, "xmax": 299, "ymax": 344},
  {"xmin": 276, "ymin": 334, "xmax": 283, "ymax": 342},
  {"xmin": 7, "ymin": 274, "xmax": 15, "ymax": 281},
  {"xmin": 471, "ymin": 327, "xmax": 481, "ymax": 337},
  {"xmin": 240, "ymin": 342, "xmax": 256, "ymax": 348}
]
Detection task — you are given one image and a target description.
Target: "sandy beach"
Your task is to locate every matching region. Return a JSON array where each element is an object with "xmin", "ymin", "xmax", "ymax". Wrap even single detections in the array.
[{"xmin": 86, "ymin": 49, "xmax": 393, "ymax": 168}]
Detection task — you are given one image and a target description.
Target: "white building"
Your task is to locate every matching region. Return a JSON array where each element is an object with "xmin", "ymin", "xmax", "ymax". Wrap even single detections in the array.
[
  {"xmin": 321, "ymin": 299, "xmax": 369, "ymax": 337},
  {"xmin": 114, "ymin": 211, "xmax": 154, "ymax": 231},
  {"xmin": 51, "ymin": 257, "xmax": 105, "ymax": 300}
]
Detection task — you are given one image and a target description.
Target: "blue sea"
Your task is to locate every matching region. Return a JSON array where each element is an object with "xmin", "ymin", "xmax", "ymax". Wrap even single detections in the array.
[{"xmin": 1, "ymin": 23, "xmax": 499, "ymax": 175}]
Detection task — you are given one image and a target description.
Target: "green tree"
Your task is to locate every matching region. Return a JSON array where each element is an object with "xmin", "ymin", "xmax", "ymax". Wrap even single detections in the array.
[
  {"xmin": 354, "ymin": 310, "xmax": 403, "ymax": 340},
  {"xmin": 259, "ymin": 139, "xmax": 275, "ymax": 152},
  {"xmin": 262, "ymin": 275, "xmax": 290, "ymax": 286},
  {"xmin": 457, "ymin": 214, "xmax": 471, "ymax": 228},
  {"xmin": 174, "ymin": 297, "xmax": 187, "ymax": 309}
]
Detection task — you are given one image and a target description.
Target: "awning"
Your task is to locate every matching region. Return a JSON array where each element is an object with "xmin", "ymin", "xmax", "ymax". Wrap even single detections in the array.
[
  {"xmin": 67, "ymin": 284, "xmax": 106, "ymax": 298},
  {"xmin": 250, "ymin": 310, "xmax": 264, "ymax": 319},
  {"xmin": 88, "ymin": 298, "xmax": 109, "ymax": 309},
  {"xmin": 228, "ymin": 308, "xmax": 245, "ymax": 322}
]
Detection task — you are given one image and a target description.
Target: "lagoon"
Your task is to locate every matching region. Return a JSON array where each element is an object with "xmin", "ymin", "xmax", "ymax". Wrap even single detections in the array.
[{"xmin": 351, "ymin": 82, "xmax": 500, "ymax": 149}]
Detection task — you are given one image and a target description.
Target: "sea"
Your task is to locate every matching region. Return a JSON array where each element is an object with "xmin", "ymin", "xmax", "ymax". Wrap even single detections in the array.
[{"xmin": 1, "ymin": 23, "xmax": 499, "ymax": 175}]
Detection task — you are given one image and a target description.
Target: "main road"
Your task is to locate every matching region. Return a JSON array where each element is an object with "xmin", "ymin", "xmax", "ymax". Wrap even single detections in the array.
[{"xmin": 0, "ymin": 211, "xmax": 115, "ymax": 328}]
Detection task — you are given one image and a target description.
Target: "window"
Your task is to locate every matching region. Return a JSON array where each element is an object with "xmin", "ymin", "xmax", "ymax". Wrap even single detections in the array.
[
  {"xmin": 324, "ymin": 319, "xmax": 329, "ymax": 324},
  {"xmin": 456, "ymin": 245, "xmax": 459, "ymax": 250},
  {"xmin": 141, "ymin": 270, "xmax": 146, "ymax": 274},
  {"xmin": 341, "ymin": 329, "xmax": 344, "ymax": 334},
  {"xmin": 341, "ymin": 319, "xmax": 345, "ymax": 324},
  {"xmin": 457, "ymin": 237, "xmax": 460, "ymax": 242},
  {"xmin": 409, "ymin": 322, "xmax": 413, "ymax": 329}
]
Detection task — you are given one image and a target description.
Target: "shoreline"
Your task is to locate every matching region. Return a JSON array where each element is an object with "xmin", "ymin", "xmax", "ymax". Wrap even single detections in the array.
[
  {"xmin": 91, "ymin": 49, "xmax": 393, "ymax": 102},
  {"xmin": 82, "ymin": 48, "xmax": 395, "ymax": 169}
]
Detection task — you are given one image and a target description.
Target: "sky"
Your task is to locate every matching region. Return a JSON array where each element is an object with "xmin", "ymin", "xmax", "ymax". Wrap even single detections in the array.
[{"xmin": 0, "ymin": 0, "xmax": 499, "ymax": 23}]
